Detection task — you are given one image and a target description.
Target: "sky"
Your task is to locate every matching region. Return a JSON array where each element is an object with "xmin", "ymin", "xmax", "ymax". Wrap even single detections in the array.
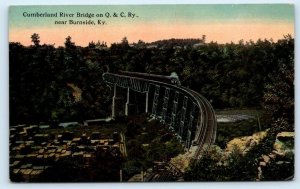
[{"xmin": 9, "ymin": 4, "xmax": 294, "ymax": 46}]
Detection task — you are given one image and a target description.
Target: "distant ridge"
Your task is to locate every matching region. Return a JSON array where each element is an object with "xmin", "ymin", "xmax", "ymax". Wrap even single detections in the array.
[{"xmin": 147, "ymin": 36, "xmax": 205, "ymax": 47}]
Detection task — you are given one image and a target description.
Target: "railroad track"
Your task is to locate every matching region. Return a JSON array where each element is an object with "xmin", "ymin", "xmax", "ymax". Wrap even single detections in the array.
[
  {"xmin": 103, "ymin": 71, "xmax": 217, "ymax": 159},
  {"xmin": 183, "ymin": 87, "xmax": 217, "ymax": 159}
]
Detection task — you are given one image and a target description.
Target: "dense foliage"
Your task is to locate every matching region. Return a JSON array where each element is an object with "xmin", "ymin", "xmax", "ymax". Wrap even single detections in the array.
[
  {"xmin": 10, "ymin": 36, "xmax": 111, "ymax": 124},
  {"xmin": 122, "ymin": 114, "xmax": 184, "ymax": 179},
  {"xmin": 10, "ymin": 34, "xmax": 294, "ymax": 125}
]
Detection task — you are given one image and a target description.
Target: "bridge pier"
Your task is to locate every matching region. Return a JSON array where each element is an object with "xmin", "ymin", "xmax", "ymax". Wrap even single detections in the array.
[
  {"xmin": 185, "ymin": 103, "xmax": 196, "ymax": 150},
  {"xmin": 112, "ymin": 84, "xmax": 117, "ymax": 118},
  {"xmin": 170, "ymin": 91, "xmax": 179, "ymax": 130},
  {"xmin": 145, "ymin": 92, "xmax": 149, "ymax": 113},
  {"xmin": 178, "ymin": 96, "xmax": 188, "ymax": 141},
  {"xmin": 185, "ymin": 130, "xmax": 192, "ymax": 150},
  {"xmin": 151, "ymin": 85, "xmax": 160, "ymax": 116},
  {"xmin": 125, "ymin": 87, "xmax": 130, "ymax": 116},
  {"xmin": 161, "ymin": 87, "xmax": 170, "ymax": 123}
]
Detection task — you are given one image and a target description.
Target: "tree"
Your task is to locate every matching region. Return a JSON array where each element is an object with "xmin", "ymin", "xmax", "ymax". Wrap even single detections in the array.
[
  {"xmin": 31, "ymin": 33, "xmax": 40, "ymax": 46},
  {"xmin": 263, "ymin": 36, "xmax": 294, "ymax": 132},
  {"xmin": 121, "ymin": 37, "xmax": 129, "ymax": 50},
  {"xmin": 121, "ymin": 37, "xmax": 129, "ymax": 46},
  {"xmin": 263, "ymin": 63, "xmax": 294, "ymax": 131},
  {"xmin": 65, "ymin": 36, "xmax": 75, "ymax": 48},
  {"xmin": 88, "ymin": 41, "xmax": 96, "ymax": 48}
]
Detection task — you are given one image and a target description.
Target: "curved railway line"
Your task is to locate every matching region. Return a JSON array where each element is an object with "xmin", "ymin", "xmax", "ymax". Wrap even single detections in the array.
[{"xmin": 103, "ymin": 71, "xmax": 217, "ymax": 159}]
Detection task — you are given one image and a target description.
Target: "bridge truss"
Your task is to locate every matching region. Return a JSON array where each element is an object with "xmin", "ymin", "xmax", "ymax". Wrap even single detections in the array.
[{"xmin": 102, "ymin": 71, "xmax": 217, "ymax": 159}]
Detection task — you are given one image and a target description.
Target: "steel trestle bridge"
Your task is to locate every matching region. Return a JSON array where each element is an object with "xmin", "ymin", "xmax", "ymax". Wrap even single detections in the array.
[{"xmin": 103, "ymin": 71, "xmax": 217, "ymax": 159}]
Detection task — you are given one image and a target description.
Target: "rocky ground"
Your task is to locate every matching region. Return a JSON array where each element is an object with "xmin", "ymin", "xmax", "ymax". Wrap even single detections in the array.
[{"xmin": 170, "ymin": 130, "xmax": 294, "ymax": 181}]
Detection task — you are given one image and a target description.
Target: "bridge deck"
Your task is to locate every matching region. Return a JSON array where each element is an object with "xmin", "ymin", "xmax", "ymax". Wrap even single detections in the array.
[{"xmin": 102, "ymin": 71, "xmax": 217, "ymax": 159}]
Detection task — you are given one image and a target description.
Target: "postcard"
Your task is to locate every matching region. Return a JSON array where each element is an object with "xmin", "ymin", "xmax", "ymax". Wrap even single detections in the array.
[{"xmin": 9, "ymin": 4, "xmax": 294, "ymax": 182}]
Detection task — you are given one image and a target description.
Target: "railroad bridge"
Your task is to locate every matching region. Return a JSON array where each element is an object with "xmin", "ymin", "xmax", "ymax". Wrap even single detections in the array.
[{"xmin": 102, "ymin": 71, "xmax": 217, "ymax": 159}]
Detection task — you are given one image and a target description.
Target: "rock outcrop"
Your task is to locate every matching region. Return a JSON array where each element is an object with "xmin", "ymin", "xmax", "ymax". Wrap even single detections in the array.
[
  {"xmin": 256, "ymin": 132, "xmax": 294, "ymax": 180},
  {"xmin": 170, "ymin": 130, "xmax": 294, "ymax": 180},
  {"xmin": 225, "ymin": 131, "xmax": 267, "ymax": 155}
]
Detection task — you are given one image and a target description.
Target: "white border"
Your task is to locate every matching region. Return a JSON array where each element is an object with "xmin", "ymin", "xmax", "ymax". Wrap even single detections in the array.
[{"xmin": 1, "ymin": 1, "xmax": 298, "ymax": 189}]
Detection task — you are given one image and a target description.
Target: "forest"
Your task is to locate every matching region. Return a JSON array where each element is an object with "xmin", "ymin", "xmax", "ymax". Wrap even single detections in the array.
[{"xmin": 9, "ymin": 34, "xmax": 294, "ymax": 128}]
